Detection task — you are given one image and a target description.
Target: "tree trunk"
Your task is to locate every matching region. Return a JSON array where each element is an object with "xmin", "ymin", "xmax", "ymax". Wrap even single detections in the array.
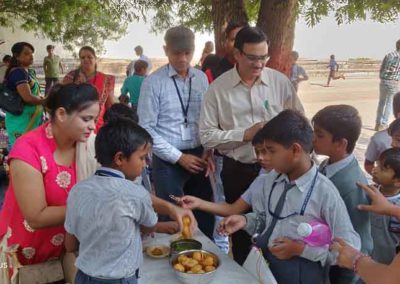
[
  {"xmin": 211, "ymin": 0, "xmax": 248, "ymax": 57},
  {"xmin": 257, "ymin": 0, "xmax": 298, "ymax": 76}
]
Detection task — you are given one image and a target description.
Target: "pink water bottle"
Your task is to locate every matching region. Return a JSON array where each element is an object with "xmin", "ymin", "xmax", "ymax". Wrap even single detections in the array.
[{"xmin": 297, "ymin": 220, "xmax": 332, "ymax": 247}]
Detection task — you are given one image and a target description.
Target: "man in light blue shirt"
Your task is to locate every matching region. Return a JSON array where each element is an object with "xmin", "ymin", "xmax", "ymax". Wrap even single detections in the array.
[
  {"xmin": 138, "ymin": 26, "xmax": 215, "ymax": 238},
  {"xmin": 375, "ymin": 39, "xmax": 400, "ymax": 131}
]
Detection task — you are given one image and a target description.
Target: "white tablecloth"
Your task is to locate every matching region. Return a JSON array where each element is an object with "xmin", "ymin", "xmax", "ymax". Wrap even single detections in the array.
[{"xmin": 139, "ymin": 232, "xmax": 259, "ymax": 284}]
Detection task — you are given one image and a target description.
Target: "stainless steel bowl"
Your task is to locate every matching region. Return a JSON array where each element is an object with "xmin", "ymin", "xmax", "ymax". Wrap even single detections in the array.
[{"xmin": 170, "ymin": 249, "xmax": 220, "ymax": 284}]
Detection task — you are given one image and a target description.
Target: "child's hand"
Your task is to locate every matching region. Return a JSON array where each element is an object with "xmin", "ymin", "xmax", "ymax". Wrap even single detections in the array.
[
  {"xmin": 357, "ymin": 182, "xmax": 397, "ymax": 216},
  {"xmin": 140, "ymin": 225, "xmax": 156, "ymax": 236},
  {"xmin": 217, "ymin": 215, "xmax": 246, "ymax": 236},
  {"xmin": 269, "ymin": 237, "xmax": 304, "ymax": 260},
  {"xmin": 179, "ymin": 195, "xmax": 203, "ymax": 210},
  {"xmin": 330, "ymin": 237, "xmax": 361, "ymax": 270},
  {"xmin": 155, "ymin": 221, "xmax": 179, "ymax": 234}
]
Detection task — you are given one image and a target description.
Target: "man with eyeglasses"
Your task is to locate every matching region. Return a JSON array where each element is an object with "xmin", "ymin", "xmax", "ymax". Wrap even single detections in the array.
[{"xmin": 200, "ymin": 26, "xmax": 304, "ymax": 264}]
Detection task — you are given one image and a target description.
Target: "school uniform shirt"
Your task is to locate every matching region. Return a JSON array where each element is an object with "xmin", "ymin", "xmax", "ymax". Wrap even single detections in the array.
[
  {"xmin": 319, "ymin": 154, "xmax": 355, "ymax": 179},
  {"xmin": 241, "ymin": 173, "xmax": 268, "ymax": 207},
  {"xmin": 200, "ymin": 67, "xmax": 304, "ymax": 164},
  {"xmin": 65, "ymin": 167, "xmax": 158, "ymax": 279},
  {"xmin": 244, "ymin": 164, "xmax": 361, "ymax": 265},
  {"xmin": 365, "ymin": 130, "xmax": 391, "ymax": 163},
  {"xmin": 371, "ymin": 192, "xmax": 400, "ymax": 264}
]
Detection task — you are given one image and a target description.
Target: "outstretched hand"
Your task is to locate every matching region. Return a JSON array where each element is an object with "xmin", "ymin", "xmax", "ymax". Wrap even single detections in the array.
[
  {"xmin": 357, "ymin": 183, "xmax": 397, "ymax": 216},
  {"xmin": 217, "ymin": 215, "xmax": 246, "ymax": 236}
]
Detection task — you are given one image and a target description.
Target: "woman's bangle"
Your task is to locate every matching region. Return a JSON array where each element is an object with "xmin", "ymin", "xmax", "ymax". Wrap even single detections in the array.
[{"xmin": 352, "ymin": 253, "xmax": 370, "ymax": 273}]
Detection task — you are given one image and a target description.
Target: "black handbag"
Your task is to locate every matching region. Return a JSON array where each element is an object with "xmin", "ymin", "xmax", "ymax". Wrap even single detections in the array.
[{"xmin": 0, "ymin": 84, "xmax": 24, "ymax": 115}]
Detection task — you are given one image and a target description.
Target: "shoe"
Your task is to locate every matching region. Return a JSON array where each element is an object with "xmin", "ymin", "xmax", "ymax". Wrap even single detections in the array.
[{"xmin": 374, "ymin": 124, "xmax": 386, "ymax": 131}]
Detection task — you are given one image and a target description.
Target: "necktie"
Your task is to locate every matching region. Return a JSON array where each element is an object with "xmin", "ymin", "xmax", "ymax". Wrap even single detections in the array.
[{"xmin": 256, "ymin": 182, "xmax": 295, "ymax": 250}]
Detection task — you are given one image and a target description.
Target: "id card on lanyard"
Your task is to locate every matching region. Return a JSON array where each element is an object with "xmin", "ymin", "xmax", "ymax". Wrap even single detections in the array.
[{"xmin": 172, "ymin": 76, "xmax": 192, "ymax": 141}]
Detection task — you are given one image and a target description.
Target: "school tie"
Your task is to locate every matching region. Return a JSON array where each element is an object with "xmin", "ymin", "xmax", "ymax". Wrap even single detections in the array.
[{"xmin": 256, "ymin": 182, "xmax": 295, "ymax": 250}]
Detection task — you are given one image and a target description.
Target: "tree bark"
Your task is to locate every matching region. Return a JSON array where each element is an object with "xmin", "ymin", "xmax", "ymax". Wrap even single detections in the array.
[
  {"xmin": 257, "ymin": 0, "xmax": 298, "ymax": 76},
  {"xmin": 211, "ymin": 0, "xmax": 248, "ymax": 57}
]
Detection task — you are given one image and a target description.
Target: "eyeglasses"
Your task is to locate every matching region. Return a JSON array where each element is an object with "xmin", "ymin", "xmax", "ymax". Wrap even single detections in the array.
[{"xmin": 240, "ymin": 51, "xmax": 269, "ymax": 62}]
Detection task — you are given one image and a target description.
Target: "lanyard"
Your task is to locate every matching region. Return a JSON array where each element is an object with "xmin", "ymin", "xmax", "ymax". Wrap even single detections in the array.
[
  {"xmin": 95, "ymin": 169, "xmax": 125, "ymax": 179},
  {"xmin": 267, "ymin": 168, "xmax": 318, "ymax": 220},
  {"xmin": 172, "ymin": 76, "xmax": 192, "ymax": 126}
]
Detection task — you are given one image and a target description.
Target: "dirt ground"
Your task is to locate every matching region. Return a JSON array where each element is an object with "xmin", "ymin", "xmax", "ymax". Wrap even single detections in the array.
[{"xmin": 298, "ymin": 76, "xmax": 382, "ymax": 175}]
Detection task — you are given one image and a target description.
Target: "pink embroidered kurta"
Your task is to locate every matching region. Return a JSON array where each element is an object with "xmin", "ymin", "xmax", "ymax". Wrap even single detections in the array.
[{"xmin": 0, "ymin": 123, "xmax": 76, "ymax": 265}]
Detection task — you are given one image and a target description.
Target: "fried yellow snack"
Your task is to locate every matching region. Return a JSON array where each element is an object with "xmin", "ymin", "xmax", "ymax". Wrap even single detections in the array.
[
  {"xmin": 203, "ymin": 256, "xmax": 214, "ymax": 266},
  {"xmin": 184, "ymin": 258, "xmax": 198, "ymax": 268},
  {"xmin": 190, "ymin": 264, "xmax": 203, "ymax": 273},
  {"xmin": 183, "ymin": 215, "xmax": 191, "ymax": 226},
  {"xmin": 205, "ymin": 265, "xmax": 216, "ymax": 272},
  {"xmin": 178, "ymin": 255, "xmax": 188, "ymax": 264},
  {"xmin": 195, "ymin": 270, "xmax": 205, "ymax": 274},
  {"xmin": 182, "ymin": 226, "xmax": 192, "ymax": 239},
  {"xmin": 174, "ymin": 263, "xmax": 185, "ymax": 272},
  {"xmin": 192, "ymin": 251, "xmax": 202, "ymax": 261},
  {"xmin": 182, "ymin": 215, "xmax": 192, "ymax": 239}
]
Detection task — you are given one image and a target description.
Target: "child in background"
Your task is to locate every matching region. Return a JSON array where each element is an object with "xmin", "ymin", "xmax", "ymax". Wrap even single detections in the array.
[
  {"xmin": 365, "ymin": 92, "xmax": 400, "ymax": 174},
  {"xmin": 179, "ymin": 140, "xmax": 272, "ymax": 217},
  {"xmin": 370, "ymin": 148, "xmax": 400, "ymax": 264},
  {"xmin": 388, "ymin": 117, "xmax": 400, "ymax": 148},
  {"xmin": 290, "ymin": 51, "xmax": 308, "ymax": 92},
  {"xmin": 327, "ymin": 54, "xmax": 345, "ymax": 87},
  {"xmin": 218, "ymin": 110, "xmax": 360, "ymax": 284},
  {"xmin": 121, "ymin": 60, "xmax": 148, "ymax": 114},
  {"xmin": 65, "ymin": 117, "xmax": 158, "ymax": 283},
  {"xmin": 312, "ymin": 105, "xmax": 372, "ymax": 284}
]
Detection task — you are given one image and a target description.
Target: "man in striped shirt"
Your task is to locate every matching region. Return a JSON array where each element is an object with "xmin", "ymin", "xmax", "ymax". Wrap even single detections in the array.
[{"xmin": 375, "ymin": 40, "xmax": 400, "ymax": 131}]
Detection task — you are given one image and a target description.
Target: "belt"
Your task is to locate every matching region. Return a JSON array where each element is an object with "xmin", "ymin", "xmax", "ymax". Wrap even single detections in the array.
[{"xmin": 78, "ymin": 269, "xmax": 139, "ymax": 283}]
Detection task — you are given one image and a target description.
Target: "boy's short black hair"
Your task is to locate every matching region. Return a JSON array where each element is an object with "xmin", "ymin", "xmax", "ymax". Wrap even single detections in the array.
[
  {"xmin": 252, "ymin": 109, "xmax": 313, "ymax": 153},
  {"xmin": 104, "ymin": 103, "xmax": 138, "ymax": 123},
  {"xmin": 393, "ymin": 92, "xmax": 400, "ymax": 117},
  {"xmin": 388, "ymin": 118, "xmax": 400, "ymax": 137},
  {"xmin": 312, "ymin": 105, "xmax": 361, "ymax": 153},
  {"xmin": 379, "ymin": 148, "xmax": 400, "ymax": 179},
  {"xmin": 95, "ymin": 117, "xmax": 152, "ymax": 166},
  {"xmin": 134, "ymin": 60, "xmax": 148, "ymax": 73}
]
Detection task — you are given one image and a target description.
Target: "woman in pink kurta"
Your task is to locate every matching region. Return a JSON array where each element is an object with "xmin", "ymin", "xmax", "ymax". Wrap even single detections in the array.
[{"xmin": 0, "ymin": 83, "xmax": 100, "ymax": 282}]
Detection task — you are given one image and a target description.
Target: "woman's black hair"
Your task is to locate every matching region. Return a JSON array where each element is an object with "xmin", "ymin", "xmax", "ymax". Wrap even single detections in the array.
[
  {"xmin": 45, "ymin": 83, "xmax": 99, "ymax": 119},
  {"xmin": 95, "ymin": 116, "xmax": 152, "ymax": 166},
  {"xmin": 5, "ymin": 42, "xmax": 35, "ymax": 78}
]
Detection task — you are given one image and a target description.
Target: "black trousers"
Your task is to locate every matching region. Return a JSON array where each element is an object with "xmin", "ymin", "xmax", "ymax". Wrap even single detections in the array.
[
  {"xmin": 152, "ymin": 147, "xmax": 215, "ymax": 239},
  {"xmin": 221, "ymin": 156, "xmax": 260, "ymax": 265}
]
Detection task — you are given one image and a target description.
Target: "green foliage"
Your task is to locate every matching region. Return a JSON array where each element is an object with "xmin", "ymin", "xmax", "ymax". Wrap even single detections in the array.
[
  {"xmin": 1, "ymin": 0, "xmax": 399, "ymax": 52},
  {"xmin": 0, "ymin": 0, "xmax": 148, "ymax": 53},
  {"xmin": 300, "ymin": 0, "xmax": 400, "ymax": 27}
]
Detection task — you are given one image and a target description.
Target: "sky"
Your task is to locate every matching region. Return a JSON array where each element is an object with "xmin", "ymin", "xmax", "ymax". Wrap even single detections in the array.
[{"xmin": 103, "ymin": 14, "xmax": 400, "ymax": 61}]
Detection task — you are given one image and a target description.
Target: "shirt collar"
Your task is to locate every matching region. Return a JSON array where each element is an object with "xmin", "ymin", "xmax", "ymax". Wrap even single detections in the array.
[
  {"xmin": 322, "ymin": 154, "xmax": 355, "ymax": 178},
  {"xmin": 230, "ymin": 66, "xmax": 269, "ymax": 88},
  {"xmin": 274, "ymin": 163, "xmax": 318, "ymax": 193},
  {"xmin": 167, "ymin": 64, "xmax": 195, "ymax": 79},
  {"xmin": 97, "ymin": 166, "xmax": 125, "ymax": 179}
]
